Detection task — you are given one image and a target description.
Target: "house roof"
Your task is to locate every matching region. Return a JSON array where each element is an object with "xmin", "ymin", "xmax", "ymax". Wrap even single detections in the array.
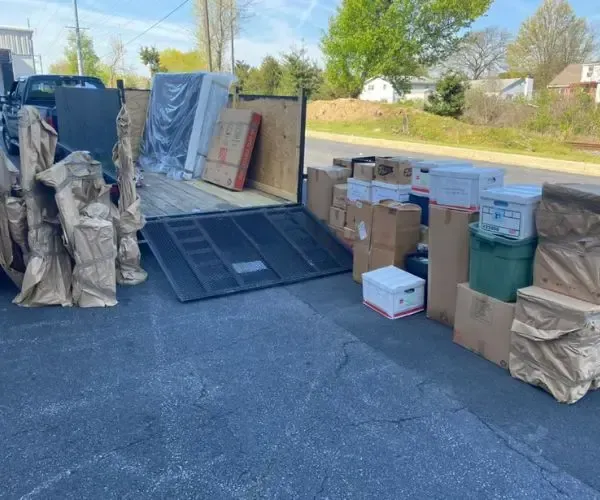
[
  {"xmin": 363, "ymin": 76, "xmax": 437, "ymax": 86},
  {"xmin": 548, "ymin": 64, "xmax": 583, "ymax": 87},
  {"xmin": 470, "ymin": 78, "xmax": 525, "ymax": 93}
]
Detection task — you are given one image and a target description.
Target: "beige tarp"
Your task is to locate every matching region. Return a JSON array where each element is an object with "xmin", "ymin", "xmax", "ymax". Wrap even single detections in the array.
[
  {"xmin": 14, "ymin": 106, "xmax": 72, "ymax": 307},
  {"xmin": 72, "ymin": 216, "xmax": 117, "ymax": 308},
  {"xmin": 113, "ymin": 105, "xmax": 147, "ymax": 285},
  {"xmin": 534, "ymin": 183, "xmax": 600, "ymax": 304},
  {"xmin": 510, "ymin": 286, "xmax": 600, "ymax": 404},
  {"xmin": 6, "ymin": 196, "xmax": 29, "ymax": 264},
  {"xmin": 0, "ymin": 151, "xmax": 22, "ymax": 286},
  {"xmin": 36, "ymin": 151, "xmax": 105, "ymax": 255}
]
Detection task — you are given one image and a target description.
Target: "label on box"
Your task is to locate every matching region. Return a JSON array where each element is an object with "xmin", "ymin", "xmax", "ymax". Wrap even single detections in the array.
[
  {"xmin": 481, "ymin": 206, "xmax": 522, "ymax": 237},
  {"xmin": 470, "ymin": 296, "xmax": 492, "ymax": 324},
  {"xmin": 358, "ymin": 221, "xmax": 367, "ymax": 241}
]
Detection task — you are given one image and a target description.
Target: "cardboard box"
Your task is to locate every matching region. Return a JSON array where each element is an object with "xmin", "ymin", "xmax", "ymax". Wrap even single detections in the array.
[
  {"xmin": 427, "ymin": 205, "xmax": 479, "ymax": 326},
  {"xmin": 343, "ymin": 226, "xmax": 356, "ymax": 243},
  {"xmin": 329, "ymin": 206, "xmax": 346, "ymax": 229},
  {"xmin": 347, "ymin": 201, "xmax": 373, "ymax": 246},
  {"xmin": 453, "ymin": 283, "xmax": 515, "ymax": 369},
  {"xmin": 371, "ymin": 201, "xmax": 421, "ymax": 250},
  {"xmin": 333, "ymin": 184, "xmax": 348, "ymax": 209},
  {"xmin": 354, "ymin": 162, "xmax": 376, "ymax": 181},
  {"xmin": 375, "ymin": 157, "xmax": 413, "ymax": 185},
  {"xmin": 202, "ymin": 109, "xmax": 262, "ymax": 191},
  {"xmin": 353, "ymin": 242, "xmax": 369, "ymax": 283},
  {"xmin": 307, "ymin": 166, "xmax": 351, "ymax": 222}
]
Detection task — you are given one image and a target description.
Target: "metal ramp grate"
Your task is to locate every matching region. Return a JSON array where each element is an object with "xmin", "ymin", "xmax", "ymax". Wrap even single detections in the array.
[{"xmin": 142, "ymin": 205, "xmax": 353, "ymax": 302}]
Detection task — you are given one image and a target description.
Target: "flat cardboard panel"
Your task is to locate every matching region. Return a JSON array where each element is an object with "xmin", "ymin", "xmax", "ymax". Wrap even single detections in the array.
[
  {"xmin": 236, "ymin": 97, "xmax": 301, "ymax": 202},
  {"xmin": 427, "ymin": 205, "xmax": 479, "ymax": 326},
  {"xmin": 454, "ymin": 283, "xmax": 515, "ymax": 369},
  {"xmin": 329, "ymin": 206, "xmax": 346, "ymax": 228},
  {"xmin": 123, "ymin": 89, "xmax": 150, "ymax": 162},
  {"xmin": 202, "ymin": 109, "xmax": 261, "ymax": 191}
]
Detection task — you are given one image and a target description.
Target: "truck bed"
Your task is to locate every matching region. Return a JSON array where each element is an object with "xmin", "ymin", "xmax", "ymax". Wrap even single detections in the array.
[{"xmin": 139, "ymin": 172, "xmax": 287, "ymax": 218}]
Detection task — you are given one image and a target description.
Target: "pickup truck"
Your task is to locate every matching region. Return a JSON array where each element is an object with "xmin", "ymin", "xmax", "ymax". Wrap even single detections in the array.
[{"xmin": 1, "ymin": 74, "xmax": 105, "ymax": 155}]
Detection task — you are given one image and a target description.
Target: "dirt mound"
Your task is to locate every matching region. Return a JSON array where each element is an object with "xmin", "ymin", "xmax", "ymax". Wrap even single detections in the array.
[{"xmin": 308, "ymin": 98, "xmax": 409, "ymax": 122}]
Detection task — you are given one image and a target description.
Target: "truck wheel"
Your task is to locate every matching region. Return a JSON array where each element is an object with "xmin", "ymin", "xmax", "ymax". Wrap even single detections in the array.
[{"xmin": 2, "ymin": 125, "xmax": 18, "ymax": 155}]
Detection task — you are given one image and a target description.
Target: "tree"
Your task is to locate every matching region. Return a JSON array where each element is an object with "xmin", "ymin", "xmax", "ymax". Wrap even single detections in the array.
[
  {"xmin": 234, "ymin": 60, "xmax": 251, "ymax": 90},
  {"xmin": 507, "ymin": 0, "xmax": 597, "ymax": 88},
  {"xmin": 159, "ymin": 48, "xmax": 207, "ymax": 72},
  {"xmin": 48, "ymin": 30, "xmax": 101, "ymax": 76},
  {"xmin": 425, "ymin": 72, "xmax": 467, "ymax": 118},
  {"xmin": 195, "ymin": 0, "xmax": 255, "ymax": 71},
  {"xmin": 447, "ymin": 27, "xmax": 511, "ymax": 79},
  {"xmin": 277, "ymin": 46, "xmax": 323, "ymax": 98},
  {"xmin": 104, "ymin": 37, "xmax": 127, "ymax": 87},
  {"xmin": 139, "ymin": 46, "xmax": 163, "ymax": 75},
  {"xmin": 322, "ymin": 0, "xmax": 492, "ymax": 96},
  {"xmin": 248, "ymin": 56, "xmax": 282, "ymax": 94}
]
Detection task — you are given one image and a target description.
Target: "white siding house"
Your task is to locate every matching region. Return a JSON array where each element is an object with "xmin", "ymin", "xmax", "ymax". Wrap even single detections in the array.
[
  {"xmin": 469, "ymin": 77, "xmax": 534, "ymax": 100},
  {"xmin": 360, "ymin": 77, "xmax": 437, "ymax": 103}
]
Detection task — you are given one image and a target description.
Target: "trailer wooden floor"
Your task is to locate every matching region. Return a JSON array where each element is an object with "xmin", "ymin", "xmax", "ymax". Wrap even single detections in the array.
[{"xmin": 139, "ymin": 172, "xmax": 287, "ymax": 218}]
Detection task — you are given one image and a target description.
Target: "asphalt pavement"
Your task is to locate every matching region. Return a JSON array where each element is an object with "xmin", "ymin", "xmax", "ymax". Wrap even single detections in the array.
[{"xmin": 2, "ymin": 137, "xmax": 600, "ymax": 498}]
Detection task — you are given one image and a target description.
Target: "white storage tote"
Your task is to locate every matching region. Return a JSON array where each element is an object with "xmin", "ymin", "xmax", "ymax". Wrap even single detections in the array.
[
  {"xmin": 362, "ymin": 266, "xmax": 426, "ymax": 319},
  {"xmin": 411, "ymin": 163, "xmax": 439, "ymax": 197},
  {"xmin": 371, "ymin": 181, "xmax": 411, "ymax": 203},
  {"xmin": 429, "ymin": 166, "xmax": 504, "ymax": 211},
  {"xmin": 347, "ymin": 178, "xmax": 372, "ymax": 203},
  {"xmin": 479, "ymin": 185, "xmax": 542, "ymax": 240}
]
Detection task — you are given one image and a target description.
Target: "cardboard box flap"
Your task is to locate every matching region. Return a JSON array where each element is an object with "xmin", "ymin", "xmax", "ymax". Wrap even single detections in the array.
[{"xmin": 513, "ymin": 286, "xmax": 600, "ymax": 341}]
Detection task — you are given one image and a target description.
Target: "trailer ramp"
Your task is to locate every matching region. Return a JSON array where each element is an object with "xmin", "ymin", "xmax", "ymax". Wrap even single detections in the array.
[{"xmin": 142, "ymin": 205, "xmax": 352, "ymax": 302}]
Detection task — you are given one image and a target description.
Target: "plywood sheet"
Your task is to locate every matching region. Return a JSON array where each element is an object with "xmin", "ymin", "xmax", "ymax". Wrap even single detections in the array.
[
  {"xmin": 124, "ymin": 89, "xmax": 150, "ymax": 162},
  {"xmin": 235, "ymin": 97, "xmax": 301, "ymax": 202}
]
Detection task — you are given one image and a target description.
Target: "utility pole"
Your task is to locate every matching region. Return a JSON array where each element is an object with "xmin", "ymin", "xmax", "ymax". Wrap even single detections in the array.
[
  {"xmin": 72, "ymin": 0, "xmax": 84, "ymax": 75},
  {"xmin": 27, "ymin": 18, "xmax": 37, "ymax": 73},
  {"xmin": 203, "ymin": 0, "xmax": 213, "ymax": 72},
  {"xmin": 230, "ymin": 0, "xmax": 235, "ymax": 74}
]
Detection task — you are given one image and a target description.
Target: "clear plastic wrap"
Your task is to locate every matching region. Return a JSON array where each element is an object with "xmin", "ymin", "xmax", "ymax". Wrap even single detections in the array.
[{"xmin": 138, "ymin": 72, "xmax": 234, "ymax": 180}]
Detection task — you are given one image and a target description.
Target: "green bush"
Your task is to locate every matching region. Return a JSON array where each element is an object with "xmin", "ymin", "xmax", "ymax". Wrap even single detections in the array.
[{"xmin": 425, "ymin": 73, "xmax": 467, "ymax": 118}]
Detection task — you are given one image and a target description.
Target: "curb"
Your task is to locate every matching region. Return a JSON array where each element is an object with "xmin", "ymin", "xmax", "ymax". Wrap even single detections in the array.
[{"xmin": 306, "ymin": 130, "xmax": 600, "ymax": 177}]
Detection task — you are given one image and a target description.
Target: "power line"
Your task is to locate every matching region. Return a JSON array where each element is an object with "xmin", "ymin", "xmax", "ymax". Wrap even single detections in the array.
[{"xmin": 100, "ymin": 0, "xmax": 191, "ymax": 57}]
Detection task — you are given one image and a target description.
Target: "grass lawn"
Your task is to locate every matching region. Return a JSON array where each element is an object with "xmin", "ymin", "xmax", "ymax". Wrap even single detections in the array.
[{"xmin": 307, "ymin": 111, "xmax": 600, "ymax": 165}]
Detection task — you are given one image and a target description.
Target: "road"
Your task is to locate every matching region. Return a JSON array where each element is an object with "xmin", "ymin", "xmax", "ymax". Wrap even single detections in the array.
[
  {"xmin": 304, "ymin": 137, "xmax": 597, "ymax": 184},
  {"xmin": 2, "ymin": 136, "xmax": 600, "ymax": 497}
]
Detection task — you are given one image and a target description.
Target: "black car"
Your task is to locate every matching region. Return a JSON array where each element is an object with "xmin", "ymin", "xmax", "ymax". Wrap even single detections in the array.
[{"xmin": 1, "ymin": 74, "xmax": 105, "ymax": 155}]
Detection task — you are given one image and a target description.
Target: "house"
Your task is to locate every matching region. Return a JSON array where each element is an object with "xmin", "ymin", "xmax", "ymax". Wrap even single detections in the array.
[
  {"xmin": 359, "ymin": 76, "xmax": 437, "ymax": 103},
  {"xmin": 469, "ymin": 77, "xmax": 534, "ymax": 100},
  {"xmin": 548, "ymin": 63, "xmax": 600, "ymax": 103}
]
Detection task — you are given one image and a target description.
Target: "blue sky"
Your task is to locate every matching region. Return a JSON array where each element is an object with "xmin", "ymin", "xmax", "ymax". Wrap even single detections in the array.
[{"xmin": 1, "ymin": 0, "xmax": 598, "ymax": 75}]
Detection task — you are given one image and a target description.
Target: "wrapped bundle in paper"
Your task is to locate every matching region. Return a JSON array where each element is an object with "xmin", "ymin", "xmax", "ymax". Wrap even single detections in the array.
[
  {"xmin": 36, "ymin": 151, "xmax": 105, "ymax": 256},
  {"xmin": 6, "ymin": 196, "xmax": 29, "ymax": 265},
  {"xmin": 0, "ymin": 192, "xmax": 23, "ymax": 287},
  {"xmin": 14, "ymin": 106, "xmax": 72, "ymax": 307},
  {"xmin": 113, "ymin": 105, "xmax": 147, "ymax": 285},
  {"xmin": 72, "ymin": 216, "xmax": 117, "ymax": 308}
]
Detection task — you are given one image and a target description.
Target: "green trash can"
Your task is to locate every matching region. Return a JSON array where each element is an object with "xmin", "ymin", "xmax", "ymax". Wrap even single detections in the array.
[{"xmin": 469, "ymin": 223, "xmax": 537, "ymax": 302}]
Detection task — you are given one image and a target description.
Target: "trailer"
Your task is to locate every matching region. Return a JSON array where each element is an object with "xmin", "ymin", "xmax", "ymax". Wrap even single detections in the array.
[{"xmin": 52, "ymin": 79, "xmax": 352, "ymax": 302}]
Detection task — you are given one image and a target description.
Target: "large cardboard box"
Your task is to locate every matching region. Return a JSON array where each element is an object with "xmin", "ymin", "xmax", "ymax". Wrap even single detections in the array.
[
  {"xmin": 347, "ymin": 201, "xmax": 373, "ymax": 245},
  {"xmin": 202, "ymin": 109, "xmax": 262, "ymax": 191},
  {"xmin": 375, "ymin": 157, "xmax": 413, "ymax": 185},
  {"xmin": 333, "ymin": 184, "xmax": 348, "ymax": 209},
  {"xmin": 453, "ymin": 283, "xmax": 515, "ymax": 369},
  {"xmin": 369, "ymin": 201, "xmax": 421, "ymax": 270},
  {"xmin": 427, "ymin": 205, "xmax": 479, "ymax": 326},
  {"xmin": 307, "ymin": 166, "xmax": 351, "ymax": 222}
]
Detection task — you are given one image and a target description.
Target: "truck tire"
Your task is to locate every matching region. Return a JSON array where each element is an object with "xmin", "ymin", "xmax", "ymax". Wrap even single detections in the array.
[{"xmin": 2, "ymin": 124, "xmax": 18, "ymax": 156}]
